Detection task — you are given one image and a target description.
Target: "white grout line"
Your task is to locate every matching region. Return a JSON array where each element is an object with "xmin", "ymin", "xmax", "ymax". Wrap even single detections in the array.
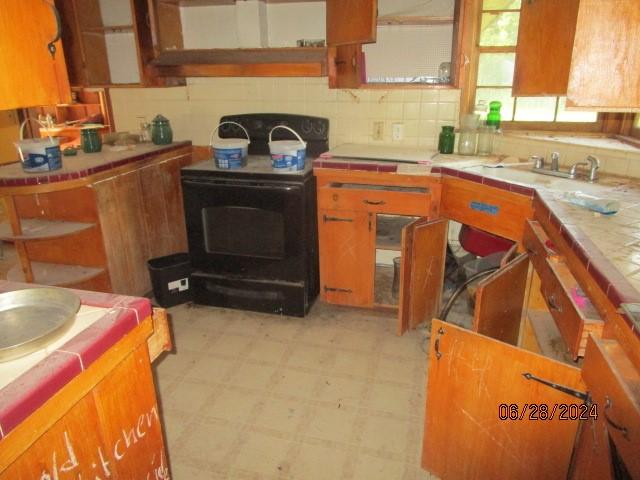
[{"xmin": 57, "ymin": 349, "xmax": 85, "ymax": 371}]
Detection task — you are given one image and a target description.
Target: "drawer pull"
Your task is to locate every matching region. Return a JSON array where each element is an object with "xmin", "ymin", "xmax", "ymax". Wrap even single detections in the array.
[
  {"xmin": 324, "ymin": 286, "xmax": 353, "ymax": 294},
  {"xmin": 604, "ymin": 396, "xmax": 630, "ymax": 440},
  {"xmin": 547, "ymin": 293, "xmax": 563, "ymax": 313},
  {"xmin": 363, "ymin": 199, "xmax": 386, "ymax": 205},
  {"xmin": 323, "ymin": 215, "xmax": 353, "ymax": 223}
]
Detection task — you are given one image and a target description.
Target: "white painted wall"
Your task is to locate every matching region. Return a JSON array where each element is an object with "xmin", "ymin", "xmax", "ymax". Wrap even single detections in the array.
[
  {"xmin": 378, "ymin": 0, "xmax": 455, "ymax": 17},
  {"xmin": 267, "ymin": 2, "xmax": 326, "ymax": 47},
  {"xmin": 180, "ymin": 1, "xmax": 324, "ymax": 49},
  {"xmin": 364, "ymin": 25, "xmax": 453, "ymax": 80},
  {"xmin": 98, "ymin": 0, "xmax": 132, "ymax": 26},
  {"xmin": 180, "ymin": 5, "xmax": 239, "ymax": 48},
  {"xmin": 104, "ymin": 32, "xmax": 140, "ymax": 84}
]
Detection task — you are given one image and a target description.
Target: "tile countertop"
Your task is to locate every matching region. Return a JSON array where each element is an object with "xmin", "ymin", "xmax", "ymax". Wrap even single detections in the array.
[
  {"xmin": 0, "ymin": 282, "xmax": 152, "ymax": 440},
  {"xmin": 0, "ymin": 141, "xmax": 192, "ymax": 187},
  {"xmin": 314, "ymin": 150, "xmax": 640, "ymax": 337}
]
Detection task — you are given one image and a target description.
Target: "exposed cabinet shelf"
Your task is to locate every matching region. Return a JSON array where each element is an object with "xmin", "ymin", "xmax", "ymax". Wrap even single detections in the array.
[
  {"xmin": 0, "ymin": 219, "xmax": 95, "ymax": 241},
  {"xmin": 376, "ymin": 215, "xmax": 418, "ymax": 250},
  {"xmin": 150, "ymin": 48, "xmax": 327, "ymax": 77},
  {"xmin": 377, "ymin": 15, "xmax": 454, "ymax": 26},
  {"xmin": 7, "ymin": 262, "xmax": 105, "ymax": 287},
  {"xmin": 82, "ymin": 25, "xmax": 134, "ymax": 33}
]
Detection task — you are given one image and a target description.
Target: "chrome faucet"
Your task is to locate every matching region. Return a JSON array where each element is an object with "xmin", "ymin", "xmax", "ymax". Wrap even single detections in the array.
[
  {"xmin": 569, "ymin": 161, "xmax": 589, "ymax": 179},
  {"xmin": 550, "ymin": 152, "xmax": 560, "ymax": 171},
  {"xmin": 585, "ymin": 155, "xmax": 600, "ymax": 182}
]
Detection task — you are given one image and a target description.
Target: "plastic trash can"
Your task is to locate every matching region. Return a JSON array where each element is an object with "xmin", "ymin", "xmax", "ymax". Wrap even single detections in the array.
[{"xmin": 147, "ymin": 253, "xmax": 192, "ymax": 307}]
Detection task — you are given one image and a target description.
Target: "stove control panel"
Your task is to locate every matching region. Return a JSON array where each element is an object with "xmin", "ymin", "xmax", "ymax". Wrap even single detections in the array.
[{"xmin": 219, "ymin": 114, "xmax": 329, "ymax": 154}]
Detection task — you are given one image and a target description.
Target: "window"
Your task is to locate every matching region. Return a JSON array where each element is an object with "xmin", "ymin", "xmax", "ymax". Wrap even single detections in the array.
[{"xmin": 473, "ymin": 0, "xmax": 598, "ymax": 126}]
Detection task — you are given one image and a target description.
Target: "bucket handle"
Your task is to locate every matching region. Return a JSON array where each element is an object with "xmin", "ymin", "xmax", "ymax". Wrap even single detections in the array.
[
  {"xmin": 209, "ymin": 121, "xmax": 251, "ymax": 147},
  {"xmin": 268, "ymin": 125, "xmax": 305, "ymax": 145},
  {"xmin": 17, "ymin": 118, "xmax": 56, "ymax": 162}
]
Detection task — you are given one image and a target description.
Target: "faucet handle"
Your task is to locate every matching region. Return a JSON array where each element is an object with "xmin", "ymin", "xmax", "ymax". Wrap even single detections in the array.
[{"xmin": 531, "ymin": 155, "xmax": 544, "ymax": 169}]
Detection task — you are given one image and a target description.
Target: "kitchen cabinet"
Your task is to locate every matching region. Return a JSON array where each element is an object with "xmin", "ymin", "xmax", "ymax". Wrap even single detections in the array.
[
  {"xmin": 567, "ymin": 0, "xmax": 640, "ymax": 110},
  {"xmin": 56, "ymin": 0, "xmax": 169, "ymax": 86},
  {"xmin": 423, "ymin": 319, "xmax": 584, "ymax": 480},
  {"xmin": 326, "ymin": 0, "xmax": 377, "ymax": 46},
  {"xmin": 0, "ymin": 308, "xmax": 172, "ymax": 479},
  {"xmin": 421, "ymin": 175, "xmax": 640, "ymax": 479},
  {"xmin": 512, "ymin": 0, "xmax": 580, "ymax": 96},
  {"xmin": 315, "ymin": 168, "xmax": 444, "ymax": 335},
  {"xmin": 0, "ymin": 143, "xmax": 192, "ymax": 296},
  {"xmin": 0, "ymin": 0, "xmax": 71, "ymax": 110},
  {"xmin": 144, "ymin": 0, "xmax": 327, "ymax": 78}
]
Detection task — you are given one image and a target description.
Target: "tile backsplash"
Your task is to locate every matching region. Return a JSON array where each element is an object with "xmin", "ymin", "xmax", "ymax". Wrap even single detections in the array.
[
  {"xmin": 109, "ymin": 77, "xmax": 461, "ymax": 149},
  {"xmin": 110, "ymin": 77, "xmax": 640, "ymax": 178}
]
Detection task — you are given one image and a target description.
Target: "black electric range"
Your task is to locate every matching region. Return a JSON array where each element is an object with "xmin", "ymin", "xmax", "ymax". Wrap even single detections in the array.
[{"xmin": 181, "ymin": 114, "xmax": 329, "ymax": 317}]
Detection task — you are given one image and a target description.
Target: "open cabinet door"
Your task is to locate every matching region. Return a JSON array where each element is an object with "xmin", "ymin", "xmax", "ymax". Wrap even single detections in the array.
[
  {"xmin": 398, "ymin": 218, "xmax": 448, "ymax": 335},
  {"xmin": 472, "ymin": 252, "xmax": 529, "ymax": 345},
  {"xmin": 423, "ymin": 320, "xmax": 583, "ymax": 480},
  {"xmin": 326, "ymin": 0, "xmax": 377, "ymax": 46}
]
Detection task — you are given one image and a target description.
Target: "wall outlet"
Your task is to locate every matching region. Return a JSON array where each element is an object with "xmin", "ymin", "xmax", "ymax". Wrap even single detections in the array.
[
  {"xmin": 392, "ymin": 122, "xmax": 404, "ymax": 141},
  {"xmin": 372, "ymin": 121, "xmax": 384, "ymax": 141}
]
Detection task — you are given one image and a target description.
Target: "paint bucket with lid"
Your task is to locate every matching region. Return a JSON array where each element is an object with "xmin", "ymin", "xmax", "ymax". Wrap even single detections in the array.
[
  {"xmin": 210, "ymin": 121, "xmax": 250, "ymax": 169},
  {"xmin": 268, "ymin": 126, "xmax": 307, "ymax": 171},
  {"xmin": 14, "ymin": 119, "xmax": 62, "ymax": 173}
]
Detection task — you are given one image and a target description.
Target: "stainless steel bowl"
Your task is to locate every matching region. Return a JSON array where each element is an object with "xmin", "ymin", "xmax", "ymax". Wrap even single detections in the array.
[{"xmin": 0, "ymin": 287, "xmax": 81, "ymax": 362}]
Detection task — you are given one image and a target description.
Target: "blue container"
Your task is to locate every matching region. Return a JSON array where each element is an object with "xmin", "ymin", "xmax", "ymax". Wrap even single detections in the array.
[{"xmin": 15, "ymin": 138, "xmax": 62, "ymax": 173}]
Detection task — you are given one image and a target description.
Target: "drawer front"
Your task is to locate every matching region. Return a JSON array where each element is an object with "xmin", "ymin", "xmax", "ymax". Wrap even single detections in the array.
[
  {"xmin": 318, "ymin": 187, "xmax": 431, "ymax": 216},
  {"xmin": 522, "ymin": 219, "xmax": 556, "ymax": 273},
  {"xmin": 538, "ymin": 257, "xmax": 603, "ymax": 359},
  {"xmin": 441, "ymin": 177, "xmax": 533, "ymax": 242},
  {"xmin": 582, "ymin": 337, "xmax": 640, "ymax": 478}
]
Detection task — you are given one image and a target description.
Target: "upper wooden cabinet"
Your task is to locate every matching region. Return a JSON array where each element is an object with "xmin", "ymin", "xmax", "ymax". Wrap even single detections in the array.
[
  {"xmin": 512, "ymin": 0, "xmax": 579, "ymax": 97},
  {"xmin": 0, "ymin": 0, "xmax": 71, "ymax": 110},
  {"xmin": 326, "ymin": 0, "xmax": 377, "ymax": 46},
  {"xmin": 56, "ymin": 0, "xmax": 166, "ymax": 87},
  {"xmin": 567, "ymin": 0, "xmax": 640, "ymax": 110}
]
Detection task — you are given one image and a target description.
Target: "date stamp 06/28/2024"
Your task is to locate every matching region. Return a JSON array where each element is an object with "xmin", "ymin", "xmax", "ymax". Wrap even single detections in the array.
[{"xmin": 498, "ymin": 403, "xmax": 599, "ymax": 421}]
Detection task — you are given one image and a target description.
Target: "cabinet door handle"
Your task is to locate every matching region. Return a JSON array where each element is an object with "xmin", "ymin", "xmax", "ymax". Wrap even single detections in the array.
[
  {"xmin": 323, "ymin": 215, "xmax": 353, "ymax": 223},
  {"xmin": 46, "ymin": 1, "xmax": 63, "ymax": 58},
  {"xmin": 547, "ymin": 293, "xmax": 563, "ymax": 313},
  {"xmin": 525, "ymin": 247, "xmax": 537, "ymax": 257},
  {"xmin": 604, "ymin": 396, "xmax": 630, "ymax": 440},
  {"xmin": 363, "ymin": 199, "xmax": 386, "ymax": 205}
]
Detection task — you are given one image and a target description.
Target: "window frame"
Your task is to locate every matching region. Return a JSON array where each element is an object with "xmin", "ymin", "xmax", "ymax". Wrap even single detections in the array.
[{"xmin": 463, "ymin": 0, "xmax": 605, "ymax": 132}]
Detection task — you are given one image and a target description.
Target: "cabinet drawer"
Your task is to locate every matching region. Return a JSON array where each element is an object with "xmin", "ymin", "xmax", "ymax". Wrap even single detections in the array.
[
  {"xmin": 318, "ymin": 185, "xmax": 431, "ymax": 216},
  {"xmin": 538, "ymin": 256, "xmax": 603, "ymax": 359},
  {"xmin": 582, "ymin": 337, "xmax": 640, "ymax": 478},
  {"xmin": 522, "ymin": 219, "xmax": 557, "ymax": 272}
]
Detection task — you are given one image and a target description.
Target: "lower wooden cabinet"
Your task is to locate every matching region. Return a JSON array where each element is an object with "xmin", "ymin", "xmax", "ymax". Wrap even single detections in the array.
[
  {"xmin": 318, "ymin": 209, "xmax": 374, "ymax": 306},
  {"xmin": 315, "ymin": 169, "xmax": 445, "ymax": 335},
  {"xmin": 0, "ymin": 315, "xmax": 170, "ymax": 479},
  {"xmin": 423, "ymin": 319, "xmax": 584, "ymax": 480}
]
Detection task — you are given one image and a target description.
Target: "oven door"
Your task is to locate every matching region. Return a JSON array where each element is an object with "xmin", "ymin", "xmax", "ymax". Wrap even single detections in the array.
[{"xmin": 182, "ymin": 176, "xmax": 305, "ymax": 281}]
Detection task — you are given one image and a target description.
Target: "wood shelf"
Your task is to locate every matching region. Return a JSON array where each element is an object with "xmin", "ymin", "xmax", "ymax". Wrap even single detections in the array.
[
  {"xmin": 7, "ymin": 262, "xmax": 106, "ymax": 287},
  {"xmin": 0, "ymin": 219, "xmax": 95, "ymax": 241},
  {"xmin": 150, "ymin": 48, "xmax": 327, "ymax": 77},
  {"xmin": 82, "ymin": 25, "xmax": 134, "ymax": 34},
  {"xmin": 376, "ymin": 215, "xmax": 418, "ymax": 250},
  {"xmin": 377, "ymin": 15, "xmax": 454, "ymax": 26}
]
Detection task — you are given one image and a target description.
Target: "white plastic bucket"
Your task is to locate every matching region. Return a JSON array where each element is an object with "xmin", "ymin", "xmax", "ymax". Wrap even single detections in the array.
[
  {"xmin": 210, "ymin": 121, "xmax": 250, "ymax": 169},
  {"xmin": 14, "ymin": 119, "xmax": 62, "ymax": 173},
  {"xmin": 268, "ymin": 126, "xmax": 307, "ymax": 171}
]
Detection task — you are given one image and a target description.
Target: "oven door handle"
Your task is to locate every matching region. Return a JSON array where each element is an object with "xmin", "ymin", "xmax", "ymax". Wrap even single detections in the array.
[{"xmin": 183, "ymin": 178, "xmax": 299, "ymax": 192}]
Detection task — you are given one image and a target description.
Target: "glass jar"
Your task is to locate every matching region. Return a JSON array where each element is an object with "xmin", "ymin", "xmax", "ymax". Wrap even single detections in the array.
[
  {"xmin": 486, "ymin": 101, "xmax": 502, "ymax": 129},
  {"xmin": 477, "ymin": 126, "xmax": 496, "ymax": 156},
  {"xmin": 438, "ymin": 126, "xmax": 455, "ymax": 154},
  {"xmin": 438, "ymin": 62, "xmax": 451, "ymax": 84},
  {"xmin": 151, "ymin": 114, "xmax": 173, "ymax": 145},
  {"xmin": 80, "ymin": 128, "xmax": 102, "ymax": 153},
  {"xmin": 458, "ymin": 130, "xmax": 477, "ymax": 155}
]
